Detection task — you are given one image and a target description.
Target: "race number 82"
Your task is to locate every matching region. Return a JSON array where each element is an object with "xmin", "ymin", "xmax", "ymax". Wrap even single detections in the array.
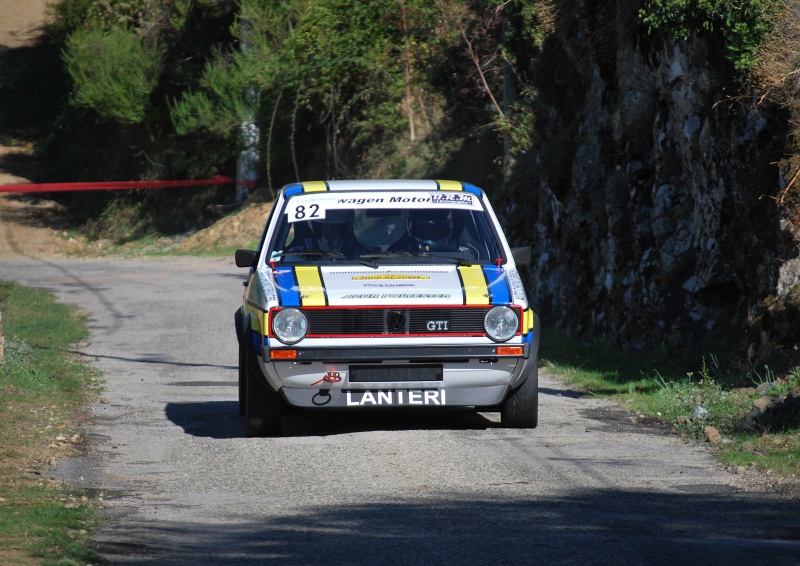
[{"xmin": 292, "ymin": 204, "xmax": 322, "ymax": 221}]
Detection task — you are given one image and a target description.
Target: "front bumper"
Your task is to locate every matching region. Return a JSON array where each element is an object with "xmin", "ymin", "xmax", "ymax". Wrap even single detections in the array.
[
  {"xmin": 283, "ymin": 384, "xmax": 509, "ymax": 408},
  {"xmin": 258, "ymin": 345, "xmax": 536, "ymax": 409},
  {"xmin": 243, "ymin": 313, "xmax": 541, "ymax": 410}
]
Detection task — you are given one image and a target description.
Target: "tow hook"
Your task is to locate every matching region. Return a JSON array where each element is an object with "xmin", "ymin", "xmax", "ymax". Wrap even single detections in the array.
[{"xmin": 311, "ymin": 371, "xmax": 343, "ymax": 386}]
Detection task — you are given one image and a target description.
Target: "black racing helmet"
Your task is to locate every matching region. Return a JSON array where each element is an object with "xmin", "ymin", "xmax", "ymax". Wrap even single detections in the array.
[
  {"xmin": 311, "ymin": 208, "xmax": 354, "ymax": 248},
  {"xmin": 408, "ymin": 208, "xmax": 453, "ymax": 245}
]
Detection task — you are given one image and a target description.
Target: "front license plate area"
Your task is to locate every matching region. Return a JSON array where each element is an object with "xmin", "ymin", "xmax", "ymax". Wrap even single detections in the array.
[{"xmin": 349, "ymin": 364, "xmax": 443, "ymax": 383}]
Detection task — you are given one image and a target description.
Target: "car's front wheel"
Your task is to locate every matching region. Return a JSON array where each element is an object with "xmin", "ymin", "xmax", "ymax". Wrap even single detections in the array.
[
  {"xmin": 501, "ymin": 364, "xmax": 538, "ymax": 428},
  {"xmin": 244, "ymin": 355, "xmax": 283, "ymax": 437}
]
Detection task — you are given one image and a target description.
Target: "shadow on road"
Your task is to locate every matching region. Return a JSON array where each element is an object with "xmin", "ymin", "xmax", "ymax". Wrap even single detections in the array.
[
  {"xmin": 165, "ymin": 401, "xmax": 242, "ymax": 439},
  {"xmin": 95, "ymin": 487, "xmax": 800, "ymax": 565},
  {"xmin": 165, "ymin": 401, "xmax": 500, "ymax": 439}
]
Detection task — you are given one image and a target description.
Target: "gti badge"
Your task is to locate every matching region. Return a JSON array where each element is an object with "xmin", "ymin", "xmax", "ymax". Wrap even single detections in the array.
[{"xmin": 426, "ymin": 320, "xmax": 449, "ymax": 331}]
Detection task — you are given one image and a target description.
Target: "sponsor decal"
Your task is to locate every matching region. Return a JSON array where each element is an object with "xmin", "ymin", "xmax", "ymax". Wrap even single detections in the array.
[
  {"xmin": 381, "ymin": 293, "xmax": 450, "ymax": 299},
  {"xmin": 506, "ymin": 268, "xmax": 526, "ymax": 302},
  {"xmin": 388, "ymin": 195, "xmax": 432, "ymax": 204},
  {"xmin": 258, "ymin": 271, "xmax": 278, "ymax": 305},
  {"xmin": 283, "ymin": 190, "xmax": 482, "ymax": 223},
  {"xmin": 346, "ymin": 389, "xmax": 446, "ymax": 406},
  {"xmin": 363, "ymin": 283, "xmax": 416, "ymax": 288},
  {"xmin": 352, "ymin": 275, "xmax": 430, "ymax": 280},
  {"xmin": 431, "ymin": 192, "xmax": 474, "ymax": 206},
  {"xmin": 336, "ymin": 197, "xmax": 387, "ymax": 205},
  {"xmin": 341, "ymin": 293, "xmax": 451, "ymax": 299}
]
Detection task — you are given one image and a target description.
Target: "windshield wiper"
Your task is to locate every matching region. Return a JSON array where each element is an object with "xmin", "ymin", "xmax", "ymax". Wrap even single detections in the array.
[
  {"xmin": 280, "ymin": 249, "xmax": 345, "ymax": 259},
  {"xmin": 277, "ymin": 249, "xmax": 378, "ymax": 269},
  {"xmin": 361, "ymin": 251, "xmax": 472, "ymax": 266}
]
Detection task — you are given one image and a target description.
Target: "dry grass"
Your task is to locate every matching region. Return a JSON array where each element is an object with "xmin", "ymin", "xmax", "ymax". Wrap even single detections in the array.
[{"xmin": 754, "ymin": 0, "xmax": 800, "ymax": 108}]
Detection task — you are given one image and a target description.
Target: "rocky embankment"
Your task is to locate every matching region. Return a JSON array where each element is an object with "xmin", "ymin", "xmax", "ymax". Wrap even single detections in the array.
[{"xmin": 504, "ymin": 0, "xmax": 799, "ymax": 373}]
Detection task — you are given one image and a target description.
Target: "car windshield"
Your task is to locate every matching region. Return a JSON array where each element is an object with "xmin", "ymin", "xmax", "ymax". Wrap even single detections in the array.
[{"xmin": 266, "ymin": 190, "xmax": 506, "ymax": 265}]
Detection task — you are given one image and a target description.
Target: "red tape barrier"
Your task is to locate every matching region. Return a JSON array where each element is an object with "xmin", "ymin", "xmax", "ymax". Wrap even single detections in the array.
[{"xmin": 0, "ymin": 175, "xmax": 238, "ymax": 194}]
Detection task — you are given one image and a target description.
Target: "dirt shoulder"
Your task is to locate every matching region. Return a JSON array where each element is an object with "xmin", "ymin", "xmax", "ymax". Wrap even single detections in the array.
[{"xmin": 0, "ymin": 0, "xmax": 72, "ymax": 258}]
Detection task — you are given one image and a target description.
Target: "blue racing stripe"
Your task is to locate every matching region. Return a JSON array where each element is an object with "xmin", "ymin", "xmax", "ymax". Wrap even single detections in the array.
[
  {"xmin": 284, "ymin": 183, "xmax": 303, "ymax": 197},
  {"xmin": 462, "ymin": 183, "xmax": 482, "ymax": 196},
  {"xmin": 275, "ymin": 268, "xmax": 301, "ymax": 306},
  {"xmin": 482, "ymin": 266, "xmax": 511, "ymax": 304}
]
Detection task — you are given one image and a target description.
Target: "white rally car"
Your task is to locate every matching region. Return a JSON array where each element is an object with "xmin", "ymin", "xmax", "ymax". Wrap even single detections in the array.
[{"xmin": 235, "ymin": 179, "xmax": 539, "ymax": 436}]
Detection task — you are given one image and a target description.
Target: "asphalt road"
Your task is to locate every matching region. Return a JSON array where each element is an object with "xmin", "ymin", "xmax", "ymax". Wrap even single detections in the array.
[{"xmin": 2, "ymin": 256, "xmax": 800, "ymax": 565}]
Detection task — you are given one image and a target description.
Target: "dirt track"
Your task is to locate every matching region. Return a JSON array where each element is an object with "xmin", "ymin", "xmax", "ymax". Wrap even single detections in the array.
[{"xmin": 0, "ymin": 0, "xmax": 77, "ymax": 258}]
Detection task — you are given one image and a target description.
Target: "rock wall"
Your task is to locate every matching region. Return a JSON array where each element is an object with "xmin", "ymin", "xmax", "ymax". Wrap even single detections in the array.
[{"xmin": 504, "ymin": 0, "xmax": 800, "ymax": 369}]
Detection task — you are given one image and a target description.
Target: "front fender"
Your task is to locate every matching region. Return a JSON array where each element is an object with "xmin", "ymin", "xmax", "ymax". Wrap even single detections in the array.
[
  {"xmin": 242, "ymin": 312, "xmax": 275, "ymax": 391},
  {"xmin": 507, "ymin": 311, "xmax": 540, "ymax": 389}
]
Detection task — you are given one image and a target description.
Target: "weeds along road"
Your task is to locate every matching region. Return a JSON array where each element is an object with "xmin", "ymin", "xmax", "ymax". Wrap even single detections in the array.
[{"xmin": 2, "ymin": 256, "xmax": 800, "ymax": 565}]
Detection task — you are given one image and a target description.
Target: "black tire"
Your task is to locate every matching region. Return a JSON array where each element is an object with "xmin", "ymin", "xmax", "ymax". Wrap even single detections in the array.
[
  {"xmin": 501, "ymin": 364, "xmax": 538, "ymax": 428},
  {"xmin": 238, "ymin": 343, "xmax": 246, "ymax": 416},
  {"xmin": 244, "ymin": 355, "xmax": 283, "ymax": 437}
]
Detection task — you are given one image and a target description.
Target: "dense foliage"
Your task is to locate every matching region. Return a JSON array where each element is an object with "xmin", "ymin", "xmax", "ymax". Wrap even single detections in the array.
[
  {"xmin": 44, "ymin": 1, "xmax": 549, "ymax": 186},
  {"xmin": 639, "ymin": 0, "xmax": 781, "ymax": 70}
]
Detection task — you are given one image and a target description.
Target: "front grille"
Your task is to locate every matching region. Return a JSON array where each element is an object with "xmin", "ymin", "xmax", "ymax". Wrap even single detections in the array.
[{"xmin": 300, "ymin": 307, "xmax": 496, "ymax": 337}]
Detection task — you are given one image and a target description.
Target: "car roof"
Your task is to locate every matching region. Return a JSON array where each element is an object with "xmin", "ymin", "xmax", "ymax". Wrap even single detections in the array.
[{"xmin": 281, "ymin": 179, "xmax": 483, "ymax": 197}]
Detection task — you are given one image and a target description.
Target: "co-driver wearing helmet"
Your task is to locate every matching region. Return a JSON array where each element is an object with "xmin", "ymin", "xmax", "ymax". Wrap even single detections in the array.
[{"xmin": 389, "ymin": 208, "xmax": 462, "ymax": 252}]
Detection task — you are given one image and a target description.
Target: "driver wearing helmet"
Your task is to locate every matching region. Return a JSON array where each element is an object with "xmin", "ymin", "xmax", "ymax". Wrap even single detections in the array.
[
  {"xmin": 303, "ymin": 208, "xmax": 369, "ymax": 257},
  {"xmin": 390, "ymin": 208, "xmax": 461, "ymax": 252}
]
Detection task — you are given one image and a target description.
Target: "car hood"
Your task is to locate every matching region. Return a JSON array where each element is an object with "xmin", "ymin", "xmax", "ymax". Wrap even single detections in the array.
[{"xmin": 271, "ymin": 265, "xmax": 515, "ymax": 307}]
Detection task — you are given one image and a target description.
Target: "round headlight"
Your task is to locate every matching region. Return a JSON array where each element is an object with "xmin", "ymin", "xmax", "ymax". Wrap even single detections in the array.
[
  {"xmin": 484, "ymin": 306, "xmax": 519, "ymax": 342},
  {"xmin": 272, "ymin": 308, "xmax": 309, "ymax": 345}
]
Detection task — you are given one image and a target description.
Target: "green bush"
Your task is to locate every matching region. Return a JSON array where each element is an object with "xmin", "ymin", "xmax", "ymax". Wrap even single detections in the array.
[{"xmin": 63, "ymin": 27, "xmax": 162, "ymax": 124}]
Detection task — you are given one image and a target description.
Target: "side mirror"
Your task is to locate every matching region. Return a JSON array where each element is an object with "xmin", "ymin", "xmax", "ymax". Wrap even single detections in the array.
[
  {"xmin": 235, "ymin": 249, "xmax": 258, "ymax": 268},
  {"xmin": 511, "ymin": 246, "xmax": 531, "ymax": 266}
]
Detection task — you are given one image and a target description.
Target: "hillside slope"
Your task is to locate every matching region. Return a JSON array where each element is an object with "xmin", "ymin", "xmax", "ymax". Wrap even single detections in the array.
[{"xmin": 0, "ymin": 0, "xmax": 269, "ymax": 258}]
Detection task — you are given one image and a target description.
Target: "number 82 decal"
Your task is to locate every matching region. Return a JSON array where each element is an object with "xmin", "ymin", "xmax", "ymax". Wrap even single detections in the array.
[{"xmin": 286, "ymin": 202, "xmax": 326, "ymax": 222}]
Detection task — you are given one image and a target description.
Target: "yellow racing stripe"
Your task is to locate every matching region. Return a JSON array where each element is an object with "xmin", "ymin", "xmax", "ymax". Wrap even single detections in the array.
[
  {"xmin": 436, "ymin": 180, "xmax": 463, "ymax": 191},
  {"xmin": 301, "ymin": 181, "xmax": 329, "ymax": 193},
  {"xmin": 294, "ymin": 266, "xmax": 327, "ymax": 306},
  {"xmin": 458, "ymin": 265, "xmax": 490, "ymax": 305}
]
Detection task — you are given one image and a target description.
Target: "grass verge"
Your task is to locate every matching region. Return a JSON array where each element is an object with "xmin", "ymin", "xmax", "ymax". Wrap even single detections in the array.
[
  {"xmin": 0, "ymin": 281, "xmax": 103, "ymax": 565},
  {"xmin": 540, "ymin": 329, "xmax": 800, "ymax": 494}
]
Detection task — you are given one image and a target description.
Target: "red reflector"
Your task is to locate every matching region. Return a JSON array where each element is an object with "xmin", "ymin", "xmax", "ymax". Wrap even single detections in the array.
[
  {"xmin": 270, "ymin": 350, "xmax": 297, "ymax": 359},
  {"xmin": 496, "ymin": 346, "xmax": 523, "ymax": 356}
]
